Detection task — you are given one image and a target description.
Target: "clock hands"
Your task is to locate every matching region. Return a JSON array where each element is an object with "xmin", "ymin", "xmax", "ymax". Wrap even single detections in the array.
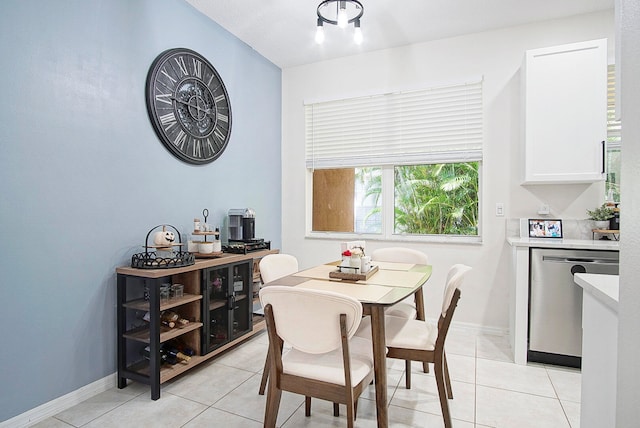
[{"xmin": 171, "ymin": 96, "xmax": 216, "ymax": 119}]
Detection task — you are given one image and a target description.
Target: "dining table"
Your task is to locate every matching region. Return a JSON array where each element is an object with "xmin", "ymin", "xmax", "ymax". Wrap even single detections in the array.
[{"xmin": 265, "ymin": 260, "xmax": 433, "ymax": 428}]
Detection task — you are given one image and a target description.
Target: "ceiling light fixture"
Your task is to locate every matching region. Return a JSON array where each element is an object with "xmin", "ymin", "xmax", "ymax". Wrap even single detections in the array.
[{"xmin": 315, "ymin": 0, "xmax": 364, "ymax": 45}]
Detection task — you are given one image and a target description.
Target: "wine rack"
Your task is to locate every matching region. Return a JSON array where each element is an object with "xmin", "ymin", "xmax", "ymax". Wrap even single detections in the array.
[{"xmin": 116, "ymin": 249, "xmax": 277, "ymax": 400}]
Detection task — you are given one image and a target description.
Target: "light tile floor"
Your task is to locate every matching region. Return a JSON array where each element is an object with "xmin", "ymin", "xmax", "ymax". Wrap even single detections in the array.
[{"xmin": 30, "ymin": 327, "xmax": 581, "ymax": 428}]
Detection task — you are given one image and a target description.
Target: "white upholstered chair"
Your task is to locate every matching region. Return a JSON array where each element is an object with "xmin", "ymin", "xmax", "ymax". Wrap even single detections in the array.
[
  {"xmin": 371, "ymin": 247, "xmax": 429, "ymax": 319},
  {"xmin": 371, "ymin": 247, "xmax": 430, "ymax": 376},
  {"xmin": 257, "ymin": 253, "xmax": 299, "ymax": 395},
  {"xmin": 260, "ymin": 286, "xmax": 374, "ymax": 428},
  {"xmin": 357, "ymin": 264, "xmax": 472, "ymax": 428},
  {"xmin": 259, "ymin": 253, "xmax": 299, "ymax": 284}
]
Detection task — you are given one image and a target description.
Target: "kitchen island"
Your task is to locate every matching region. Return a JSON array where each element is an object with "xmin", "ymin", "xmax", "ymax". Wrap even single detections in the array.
[
  {"xmin": 574, "ymin": 273, "xmax": 619, "ymax": 428},
  {"xmin": 507, "ymin": 237, "xmax": 619, "ymax": 364}
]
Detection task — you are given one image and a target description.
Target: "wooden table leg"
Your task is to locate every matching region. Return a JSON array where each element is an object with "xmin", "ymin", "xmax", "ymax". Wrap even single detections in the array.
[
  {"xmin": 414, "ymin": 288, "xmax": 429, "ymax": 373},
  {"xmin": 370, "ymin": 305, "xmax": 388, "ymax": 428},
  {"xmin": 414, "ymin": 287, "xmax": 425, "ymax": 321}
]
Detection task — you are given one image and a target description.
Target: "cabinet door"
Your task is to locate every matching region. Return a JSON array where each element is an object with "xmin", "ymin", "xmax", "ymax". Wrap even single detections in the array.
[
  {"xmin": 230, "ymin": 261, "xmax": 253, "ymax": 340},
  {"xmin": 523, "ymin": 39, "xmax": 607, "ymax": 184},
  {"xmin": 203, "ymin": 266, "xmax": 230, "ymax": 352}
]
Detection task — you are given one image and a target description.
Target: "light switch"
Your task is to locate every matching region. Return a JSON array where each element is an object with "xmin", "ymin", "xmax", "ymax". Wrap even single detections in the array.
[{"xmin": 496, "ymin": 203, "xmax": 504, "ymax": 217}]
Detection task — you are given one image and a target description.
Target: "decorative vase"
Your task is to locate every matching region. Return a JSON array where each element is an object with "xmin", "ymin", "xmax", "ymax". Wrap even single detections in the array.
[{"xmin": 593, "ymin": 220, "xmax": 610, "ymax": 231}]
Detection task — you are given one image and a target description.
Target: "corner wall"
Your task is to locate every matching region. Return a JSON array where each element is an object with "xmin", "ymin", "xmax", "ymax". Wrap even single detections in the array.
[{"xmin": 0, "ymin": 0, "xmax": 281, "ymax": 421}]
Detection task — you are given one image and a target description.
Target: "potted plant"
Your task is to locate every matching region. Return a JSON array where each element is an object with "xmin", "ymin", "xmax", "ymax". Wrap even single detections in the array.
[{"xmin": 587, "ymin": 204, "xmax": 614, "ymax": 230}]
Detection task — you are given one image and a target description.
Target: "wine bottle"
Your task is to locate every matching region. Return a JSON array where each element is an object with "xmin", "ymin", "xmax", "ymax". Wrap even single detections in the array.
[
  {"xmin": 143, "ymin": 311, "xmax": 176, "ymax": 328},
  {"xmin": 141, "ymin": 346, "xmax": 177, "ymax": 365},
  {"xmin": 161, "ymin": 310, "xmax": 190, "ymax": 328},
  {"xmin": 167, "ymin": 339, "xmax": 196, "ymax": 357},
  {"xmin": 161, "ymin": 344, "xmax": 191, "ymax": 363}
]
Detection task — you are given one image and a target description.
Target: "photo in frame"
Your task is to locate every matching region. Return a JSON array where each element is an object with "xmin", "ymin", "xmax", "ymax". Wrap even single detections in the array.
[{"xmin": 528, "ymin": 219, "xmax": 563, "ymax": 239}]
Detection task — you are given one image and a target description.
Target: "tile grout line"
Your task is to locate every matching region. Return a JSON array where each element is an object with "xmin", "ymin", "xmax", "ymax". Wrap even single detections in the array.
[
  {"xmin": 544, "ymin": 365, "xmax": 575, "ymax": 428},
  {"xmin": 474, "ymin": 336, "xmax": 478, "ymax": 427}
]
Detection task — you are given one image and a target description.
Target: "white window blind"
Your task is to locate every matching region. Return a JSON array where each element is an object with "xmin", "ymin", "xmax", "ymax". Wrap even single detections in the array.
[
  {"xmin": 607, "ymin": 64, "xmax": 621, "ymax": 146},
  {"xmin": 305, "ymin": 79, "xmax": 483, "ymax": 169}
]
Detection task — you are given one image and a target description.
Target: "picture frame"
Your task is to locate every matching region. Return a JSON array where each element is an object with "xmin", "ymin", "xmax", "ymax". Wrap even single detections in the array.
[{"xmin": 528, "ymin": 219, "xmax": 563, "ymax": 239}]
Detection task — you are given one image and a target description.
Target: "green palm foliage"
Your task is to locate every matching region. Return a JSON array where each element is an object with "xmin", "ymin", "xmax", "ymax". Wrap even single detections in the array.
[
  {"xmin": 394, "ymin": 163, "xmax": 478, "ymax": 235},
  {"xmin": 357, "ymin": 163, "xmax": 479, "ymax": 235}
]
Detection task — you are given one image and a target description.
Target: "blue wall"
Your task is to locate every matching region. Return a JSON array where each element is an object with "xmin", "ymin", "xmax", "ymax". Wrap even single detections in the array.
[{"xmin": 0, "ymin": 0, "xmax": 282, "ymax": 421}]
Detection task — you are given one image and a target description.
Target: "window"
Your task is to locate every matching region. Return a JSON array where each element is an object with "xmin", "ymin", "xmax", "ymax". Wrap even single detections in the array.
[
  {"xmin": 606, "ymin": 64, "xmax": 621, "ymax": 202},
  {"xmin": 394, "ymin": 163, "xmax": 479, "ymax": 235},
  {"xmin": 312, "ymin": 168, "xmax": 382, "ymax": 233},
  {"xmin": 306, "ymin": 79, "xmax": 482, "ymax": 240}
]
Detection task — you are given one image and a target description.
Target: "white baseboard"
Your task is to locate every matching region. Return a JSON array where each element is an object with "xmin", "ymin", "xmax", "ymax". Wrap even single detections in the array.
[
  {"xmin": 421, "ymin": 316, "xmax": 508, "ymax": 337},
  {"xmin": 450, "ymin": 320, "xmax": 509, "ymax": 337},
  {"xmin": 1, "ymin": 373, "xmax": 116, "ymax": 428}
]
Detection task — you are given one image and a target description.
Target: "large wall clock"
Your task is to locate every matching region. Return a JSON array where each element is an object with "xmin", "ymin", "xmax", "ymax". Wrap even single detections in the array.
[{"xmin": 146, "ymin": 48, "xmax": 232, "ymax": 164}]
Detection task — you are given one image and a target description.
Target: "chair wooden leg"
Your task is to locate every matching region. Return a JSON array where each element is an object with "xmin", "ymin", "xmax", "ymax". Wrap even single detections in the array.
[
  {"xmin": 305, "ymin": 396, "xmax": 311, "ymax": 416},
  {"xmin": 405, "ymin": 359, "xmax": 412, "ymax": 389},
  {"xmin": 422, "ymin": 361, "xmax": 430, "ymax": 373},
  {"xmin": 435, "ymin": 359, "xmax": 452, "ymax": 428},
  {"xmin": 333, "ymin": 402, "xmax": 339, "ymax": 416},
  {"xmin": 264, "ymin": 375, "xmax": 282, "ymax": 428},
  {"xmin": 443, "ymin": 351, "xmax": 453, "ymax": 399},
  {"xmin": 346, "ymin": 393, "xmax": 355, "ymax": 428},
  {"xmin": 258, "ymin": 349, "xmax": 270, "ymax": 395},
  {"xmin": 354, "ymin": 399, "xmax": 358, "ymax": 420}
]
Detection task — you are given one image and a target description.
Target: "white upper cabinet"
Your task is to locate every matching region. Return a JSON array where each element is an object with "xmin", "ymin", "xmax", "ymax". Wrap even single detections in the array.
[{"xmin": 522, "ymin": 39, "xmax": 607, "ymax": 184}]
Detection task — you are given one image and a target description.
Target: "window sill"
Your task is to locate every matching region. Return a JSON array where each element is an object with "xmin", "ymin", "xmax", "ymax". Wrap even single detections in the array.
[{"xmin": 306, "ymin": 232, "xmax": 482, "ymax": 245}]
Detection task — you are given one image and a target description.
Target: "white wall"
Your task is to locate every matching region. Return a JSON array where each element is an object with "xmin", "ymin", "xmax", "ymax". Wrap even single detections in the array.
[
  {"xmin": 281, "ymin": 11, "xmax": 614, "ymax": 331},
  {"xmin": 616, "ymin": 0, "xmax": 640, "ymax": 424}
]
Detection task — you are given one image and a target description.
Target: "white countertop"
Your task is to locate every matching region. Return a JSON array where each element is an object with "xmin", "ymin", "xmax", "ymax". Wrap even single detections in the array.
[
  {"xmin": 507, "ymin": 237, "xmax": 620, "ymax": 251},
  {"xmin": 574, "ymin": 273, "xmax": 619, "ymax": 312}
]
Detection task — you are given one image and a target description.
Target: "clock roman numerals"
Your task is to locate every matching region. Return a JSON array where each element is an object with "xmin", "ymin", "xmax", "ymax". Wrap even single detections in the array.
[
  {"xmin": 192, "ymin": 139, "xmax": 202, "ymax": 158},
  {"xmin": 202, "ymin": 137, "xmax": 212, "ymax": 153},
  {"xmin": 213, "ymin": 128, "xmax": 227, "ymax": 145},
  {"xmin": 174, "ymin": 56, "xmax": 188, "ymax": 76},
  {"xmin": 192, "ymin": 58, "xmax": 202, "ymax": 79},
  {"xmin": 159, "ymin": 112, "xmax": 177, "ymax": 131},
  {"xmin": 160, "ymin": 69, "xmax": 177, "ymax": 84},
  {"xmin": 174, "ymin": 130, "xmax": 187, "ymax": 151},
  {"xmin": 155, "ymin": 93, "xmax": 172, "ymax": 105},
  {"xmin": 148, "ymin": 49, "xmax": 231, "ymax": 164},
  {"xmin": 168, "ymin": 129, "xmax": 216, "ymax": 161},
  {"xmin": 206, "ymin": 74, "xmax": 217, "ymax": 87}
]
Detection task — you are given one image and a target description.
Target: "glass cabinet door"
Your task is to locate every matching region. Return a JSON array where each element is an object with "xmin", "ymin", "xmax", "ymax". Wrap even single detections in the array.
[
  {"xmin": 230, "ymin": 262, "xmax": 252, "ymax": 340},
  {"xmin": 204, "ymin": 267, "xmax": 229, "ymax": 351},
  {"xmin": 202, "ymin": 260, "xmax": 253, "ymax": 354}
]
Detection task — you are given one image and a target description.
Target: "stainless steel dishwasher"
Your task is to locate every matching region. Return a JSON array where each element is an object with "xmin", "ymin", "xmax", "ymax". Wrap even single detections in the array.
[{"xmin": 528, "ymin": 248, "xmax": 619, "ymax": 367}]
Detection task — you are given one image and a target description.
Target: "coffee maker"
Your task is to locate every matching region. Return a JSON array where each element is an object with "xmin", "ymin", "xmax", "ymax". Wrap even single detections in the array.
[
  {"xmin": 226, "ymin": 208, "xmax": 270, "ymax": 253},
  {"xmin": 228, "ymin": 208, "xmax": 254, "ymax": 241}
]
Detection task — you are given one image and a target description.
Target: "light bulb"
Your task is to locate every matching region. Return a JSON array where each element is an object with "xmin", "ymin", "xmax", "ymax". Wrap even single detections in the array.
[
  {"xmin": 354, "ymin": 27, "xmax": 363, "ymax": 45},
  {"xmin": 337, "ymin": 2, "xmax": 348, "ymax": 28},
  {"xmin": 315, "ymin": 24, "xmax": 325, "ymax": 44},
  {"xmin": 354, "ymin": 20, "xmax": 362, "ymax": 45}
]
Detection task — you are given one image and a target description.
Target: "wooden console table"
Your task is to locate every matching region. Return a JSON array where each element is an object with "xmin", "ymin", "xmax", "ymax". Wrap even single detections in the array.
[{"xmin": 116, "ymin": 249, "xmax": 278, "ymax": 400}]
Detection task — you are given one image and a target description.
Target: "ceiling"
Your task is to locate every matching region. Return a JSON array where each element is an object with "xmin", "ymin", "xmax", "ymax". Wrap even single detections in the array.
[{"xmin": 185, "ymin": 0, "xmax": 613, "ymax": 69}]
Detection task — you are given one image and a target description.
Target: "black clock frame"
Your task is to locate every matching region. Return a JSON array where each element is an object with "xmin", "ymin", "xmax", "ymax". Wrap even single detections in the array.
[{"xmin": 146, "ymin": 48, "xmax": 232, "ymax": 165}]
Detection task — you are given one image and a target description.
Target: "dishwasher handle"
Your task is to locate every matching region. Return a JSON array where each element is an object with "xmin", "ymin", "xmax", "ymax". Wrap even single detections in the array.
[{"xmin": 542, "ymin": 255, "xmax": 619, "ymax": 265}]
